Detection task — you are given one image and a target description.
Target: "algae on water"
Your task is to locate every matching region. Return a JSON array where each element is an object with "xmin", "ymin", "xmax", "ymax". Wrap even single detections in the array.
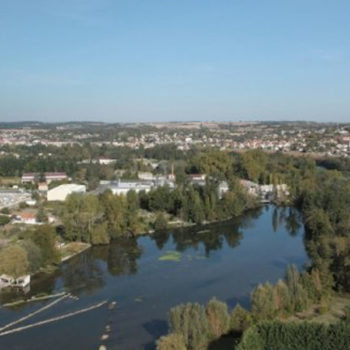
[{"xmin": 158, "ymin": 251, "xmax": 182, "ymax": 262}]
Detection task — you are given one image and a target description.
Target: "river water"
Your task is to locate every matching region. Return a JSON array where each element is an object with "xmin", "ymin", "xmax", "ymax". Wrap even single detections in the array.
[{"xmin": 0, "ymin": 205, "xmax": 308, "ymax": 350}]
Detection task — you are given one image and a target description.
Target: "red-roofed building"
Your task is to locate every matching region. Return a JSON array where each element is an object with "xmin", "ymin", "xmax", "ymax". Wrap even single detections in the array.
[
  {"xmin": 18, "ymin": 212, "xmax": 37, "ymax": 224},
  {"xmin": 21, "ymin": 173, "xmax": 39, "ymax": 183},
  {"xmin": 44, "ymin": 172, "xmax": 68, "ymax": 183}
]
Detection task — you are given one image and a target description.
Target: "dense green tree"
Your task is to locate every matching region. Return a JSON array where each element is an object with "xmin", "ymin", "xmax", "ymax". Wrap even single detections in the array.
[
  {"xmin": 240, "ymin": 150, "xmax": 267, "ymax": 183},
  {"xmin": 0, "ymin": 245, "xmax": 29, "ymax": 277},
  {"xmin": 20, "ymin": 240, "xmax": 43, "ymax": 273},
  {"xmin": 251, "ymin": 282, "xmax": 276, "ymax": 320},
  {"xmin": 169, "ymin": 303, "xmax": 210, "ymax": 350},
  {"xmin": 90, "ymin": 222, "xmax": 110, "ymax": 245},
  {"xmin": 238, "ymin": 321, "xmax": 350, "ymax": 350},
  {"xmin": 154, "ymin": 212, "xmax": 168, "ymax": 231},
  {"xmin": 36, "ymin": 206, "xmax": 48, "ymax": 223},
  {"xmin": 30, "ymin": 225, "xmax": 60, "ymax": 265},
  {"xmin": 285, "ymin": 265, "xmax": 309, "ymax": 312},
  {"xmin": 273, "ymin": 279, "xmax": 292, "ymax": 314},
  {"xmin": 0, "ymin": 215, "xmax": 10, "ymax": 226},
  {"xmin": 236, "ymin": 325, "xmax": 264, "ymax": 350},
  {"xmin": 61, "ymin": 193, "xmax": 103, "ymax": 242}
]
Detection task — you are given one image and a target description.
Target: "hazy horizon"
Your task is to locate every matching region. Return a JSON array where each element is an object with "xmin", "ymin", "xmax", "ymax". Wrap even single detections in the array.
[
  {"xmin": 1, "ymin": 0, "xmax": 349, "ymax": 123},
  {"xmin": 1, "ymin": 119, "xmax": 349, "ymax": 126}
]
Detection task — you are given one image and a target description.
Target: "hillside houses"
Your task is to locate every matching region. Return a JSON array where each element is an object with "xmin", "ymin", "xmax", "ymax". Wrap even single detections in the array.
[{"xmin": 240, "ymin": 179, "xmax": 289, "ymax": 202}]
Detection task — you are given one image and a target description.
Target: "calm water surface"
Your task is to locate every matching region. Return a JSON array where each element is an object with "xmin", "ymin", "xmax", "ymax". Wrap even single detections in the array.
[{"xmin": 0, "ymin": 206, "xmax": 308, "ymax": 350}]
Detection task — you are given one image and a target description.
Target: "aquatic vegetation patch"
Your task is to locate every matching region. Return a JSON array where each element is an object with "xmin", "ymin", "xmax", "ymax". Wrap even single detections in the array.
[
  {"xmin": 197, "ymin": 229, "xmax": 211, "ymax": 234},
  {"xmin": 158, "ymin": 251, "xmax": 182, "ymax": 262}
]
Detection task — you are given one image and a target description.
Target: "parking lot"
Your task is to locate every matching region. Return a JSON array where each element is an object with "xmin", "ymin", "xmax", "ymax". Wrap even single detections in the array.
[{"xmin": 0, "ymin": 189, "xmax": 32, "ymax": 209}]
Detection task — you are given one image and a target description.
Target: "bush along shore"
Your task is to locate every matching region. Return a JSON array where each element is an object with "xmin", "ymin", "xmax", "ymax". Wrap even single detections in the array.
[{"xmin": 156, "ymin": 264, "xmax": 350, "ymax": 350}]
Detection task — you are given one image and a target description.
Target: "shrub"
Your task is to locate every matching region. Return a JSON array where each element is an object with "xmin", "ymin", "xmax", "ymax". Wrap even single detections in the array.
[
  {"xmin": 237, "ymin": 321, "xmax": 350, "ymax": 350},
  {"xmin": 156, "ymin": 333, "xmax": 187, "ymax": 350},
  {"xmin": 0, "ymin": 215, "xmax": 10, "ymax": 226},
  {"xmin": 0, "ymin": 207, "xmax": 10, "ymax": 215}
]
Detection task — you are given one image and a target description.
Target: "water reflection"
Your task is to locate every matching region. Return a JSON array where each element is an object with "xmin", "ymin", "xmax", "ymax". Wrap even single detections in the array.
[
  {"xmin": 0, "ymin": 205, "xmax": 308, "ymax": 350},
  {"xmin": 106, "ymin": 238, "xmax": 142, "ymax": 276},
  {"xmin": 1, "ymin": 205, "xmax": 304, "ymax": 306},
  {"xmin": 273, "ymin": 206, "xmax": 303, "ymax": 237},
  {"xmin": 61, "ymin": 252, "xmax": 105, "ymax": 295},
  {"xmin": 152, "ymin": 207, "xmax": 266, "ymax": 257}
]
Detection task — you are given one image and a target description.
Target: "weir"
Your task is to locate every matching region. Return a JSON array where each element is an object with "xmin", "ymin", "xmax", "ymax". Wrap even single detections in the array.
[
  {"xmin": 0, "ymin": 293, "xmax": 69, "ymax": 333},
  {"xmin": 0, "ymin": 301, "xmax": 107, "ymax": 337}
]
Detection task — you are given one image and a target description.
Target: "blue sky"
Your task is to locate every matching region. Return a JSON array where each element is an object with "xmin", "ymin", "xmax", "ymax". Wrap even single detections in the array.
[{"xmin": 0, "ymin": 0, "xmax": 349, "ymax": 123}]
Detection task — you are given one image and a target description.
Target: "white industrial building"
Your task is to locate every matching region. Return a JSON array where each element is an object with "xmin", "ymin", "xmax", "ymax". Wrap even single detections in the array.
[
  {"xmin": 97, "ymin": 180, "xmax": 153, "ymax": 195},
  {"xmin": 47, "ymin": 184, "xmax": 86, "ymax": 201},
  {"xmin": 96, "ymin": 178, "xmax": 175, "ymax": 196}
]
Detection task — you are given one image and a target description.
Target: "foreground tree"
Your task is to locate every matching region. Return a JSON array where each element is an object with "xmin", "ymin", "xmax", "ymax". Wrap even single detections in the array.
[
  {"xmin": 205, "ymin": 298, "xmax": 230, "ymax": 339},
  {"xmin": 230, "ymin": 304, "xmax": 252, "ymax": 333},
  {"xmin": 169, "ymin": 303, "xmax": 209, "ymax": 350}
]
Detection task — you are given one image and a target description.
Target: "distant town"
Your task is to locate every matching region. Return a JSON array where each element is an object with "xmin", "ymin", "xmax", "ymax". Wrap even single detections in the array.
[
  {"xmin": 1, "ymin": 121, "xmax": 349, "ymax": 157},
  {"xmin": 0, "ymin": 120, "xmax": 350, "ymax": 350}
]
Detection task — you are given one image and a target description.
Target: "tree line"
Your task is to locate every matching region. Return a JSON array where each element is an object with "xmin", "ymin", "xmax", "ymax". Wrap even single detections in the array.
[{"xmin": 156, "ymin": 265, "xmax": 331, "ymax": 350}]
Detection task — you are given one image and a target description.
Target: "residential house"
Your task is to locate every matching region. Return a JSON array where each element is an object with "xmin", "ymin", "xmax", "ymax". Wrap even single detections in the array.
[
  {"xmin": 189, "ymin": 174, "xmax": 206, "ymax": 186},
  {"xmin": 0, "ymin": 274, "xmax": 31, "ymax": 290},
  {"xmin": 218, "ymin": 181, "xmax": 229, "ymax": 198},
  {"xmin": 17, "ymin": 212, "xmax": 37, "ymax": 224}
]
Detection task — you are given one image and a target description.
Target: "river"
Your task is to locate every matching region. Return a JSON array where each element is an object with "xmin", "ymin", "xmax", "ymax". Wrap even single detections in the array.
[{"xmin": 0, "ymin": 205, "xmax": 308, "ymax": 350}]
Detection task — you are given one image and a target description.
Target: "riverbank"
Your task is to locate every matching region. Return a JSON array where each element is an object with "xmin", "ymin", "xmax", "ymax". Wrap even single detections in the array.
[
  {"xmin": 59, "ymin": 242, "xmax": 91, "ymax": 262},
  {"xmin": 138, "ymin": 201, "xmax": 264, "ymax": 237},
  {"xmin": 288, "ymin": 293, "xmax": 350, "ymax": 324}
]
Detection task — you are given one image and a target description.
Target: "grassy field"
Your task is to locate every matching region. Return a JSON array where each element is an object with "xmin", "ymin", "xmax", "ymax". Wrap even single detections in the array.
[{"xmin": 0, "ymin": 177, "xmax": 21, "ymax": 185}]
